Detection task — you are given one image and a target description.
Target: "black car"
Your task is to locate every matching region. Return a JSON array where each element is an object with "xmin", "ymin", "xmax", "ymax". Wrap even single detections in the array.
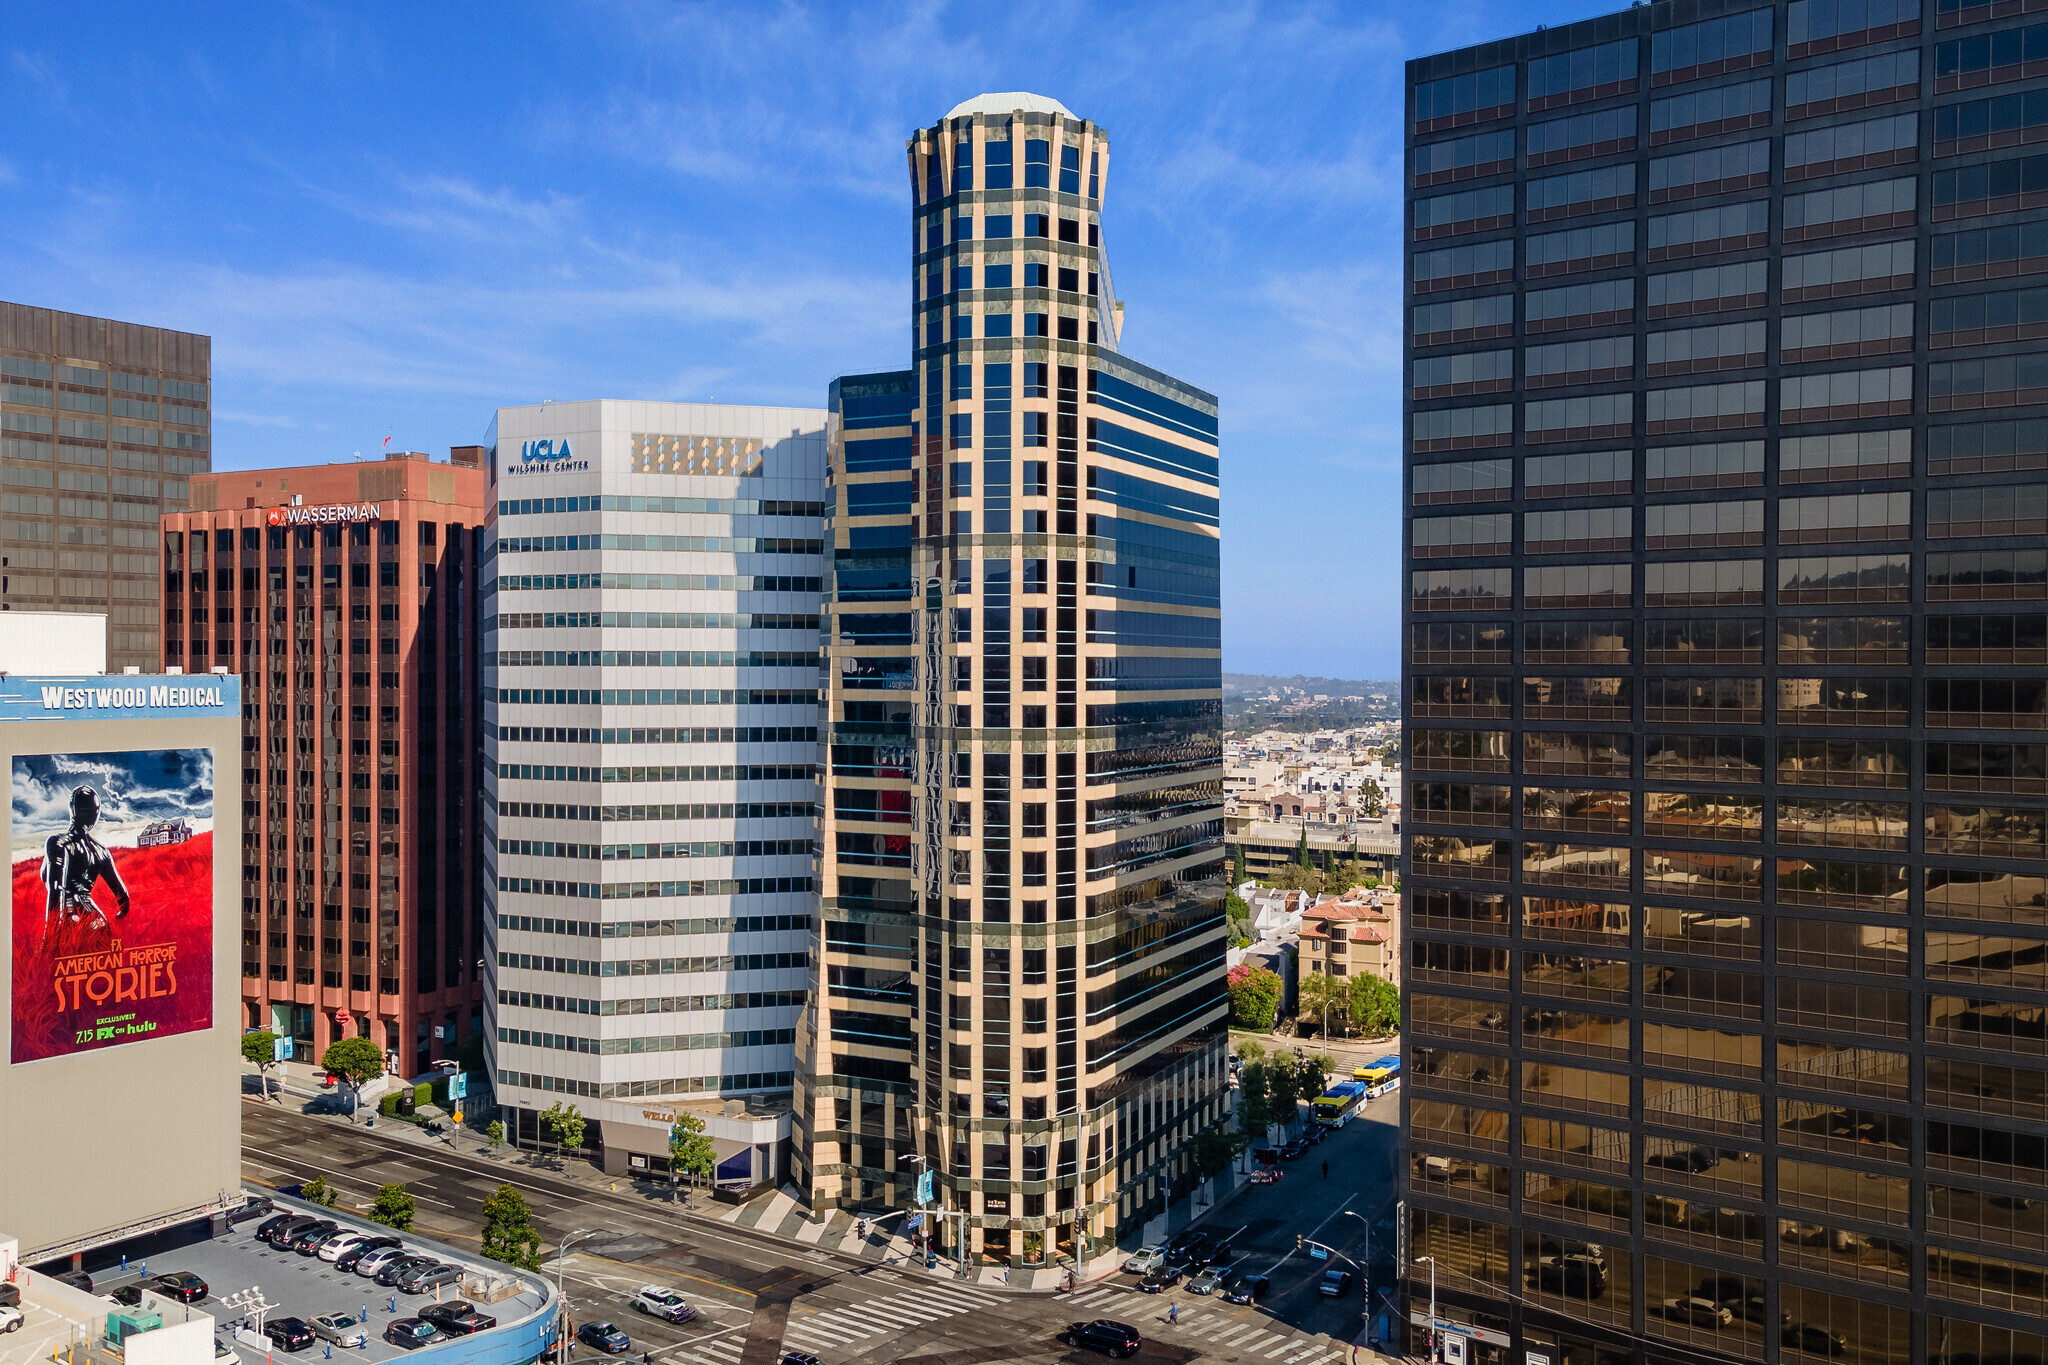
[
  {"xmin": 1167, "ymin": 1230, "xmax": 1210, "ymax": 1264},
  {"xmin": 286, "ymin": 1222, "xmax": 339, "ymax": 1254},
  {"xmin": 150, "ymin": 1272, "xmax": 208, "ymax": 1304},
  {"xmin": 262, "ymin": 1319, "xmax": 315, "ymax": 1353},
  {"xmin": 253, "ymin": 1214, "xmax": 298, "ymax": 1242},
  {"xmin": 375, "ymin": 1256, "xmax": 434, "ymax": 1287},
  {"xmin": 1138, "ymin": 1266, "xmax": 1183, "ymax": 1293},
  {"xmin": 1280, "ymin": 1138, "xmax": 1310, "ymax": 1160},
  {"xmin": 577, "ymin": 1322, "xmax": 632, "ymax": 1355},
  {"xmin": 334, "ymin": 1237, "xmax": 398, "ymax": 1272},
  {"xmin": 108, "ymin": 1286, "xmax": 146, "ymax": 1307},
  {"xmin": 0, "ymin": 1282, "xmax": 20, "ymax": 1308},
  {"xmin": 418, "ymin": 1302, "xmax": 475, "ymax": 1329},
  {"xmin": 426, "ymin": 1311, "xmax": 495, "ymax": 1337},
  {"xmin": 780, "ymin": 1355, "xmax": 824, "ymax": 1365},
  {"xmin": 1318, "ymin": 1268, "xmax": 1355, "ymax": 1298},
  {"xmin": 1064, "ymin": 1321, "xmax": 1142, "ymax": 1359},
  {"xmin": 227, "ymin": 1198, "xmax": 274, "ymax": 1226},
  {"xmin": 1784, "ymin": 1324, "xmax": 1849, "ymax": 1357},
  {"xmin": 384, "ymin": 1319, "xmax": 444, "ymax": 1352},
  {"xmin": 1223, "ymin": 1274, "xmax": 1270, "ymax": 1304},
  {"xmin": 1200, "ymin": 1236, "xmax": 1238, "ymax": 1270}
]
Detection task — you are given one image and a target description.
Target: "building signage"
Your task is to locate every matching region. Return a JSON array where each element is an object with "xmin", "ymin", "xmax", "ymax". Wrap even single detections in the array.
[
  {"xmin": 267, "ymin": 502, "xmax": 381, "ymax": 527},
  {"xmin": 0, "ymin": 676, "xmax": 238, "ymax": 721},
  {"xmin": 11, "ymin": 748, "xmax": 216, "ymax": 1064},
  {"xmin": 507, "ymin": 438, "xmax": 588, "ymax": 475},
  {"xmin": 1409, "ymin": 1312, "xmax": 1510, "ymax": 1349}
]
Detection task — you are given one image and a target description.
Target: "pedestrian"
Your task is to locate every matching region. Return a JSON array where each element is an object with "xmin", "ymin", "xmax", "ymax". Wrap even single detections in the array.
[{"xmin": 1168, "ymin": 1303, "xmax": 1179, "ymax": 1325}]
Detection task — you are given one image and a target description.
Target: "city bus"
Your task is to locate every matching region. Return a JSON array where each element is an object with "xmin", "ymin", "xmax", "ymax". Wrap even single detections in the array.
[
  {"xmin": 1312, "ymin": 1080, "xmax": 1368, "ymax": 1127},
  {"xmin": 1354, "ymin": 1055, "xmax": 1402, "ymax": 1098}
]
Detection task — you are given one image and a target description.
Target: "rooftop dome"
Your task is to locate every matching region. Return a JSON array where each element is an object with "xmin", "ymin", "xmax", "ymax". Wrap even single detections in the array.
[{"xmin": 944, "ymin": 92, "xmax": 1075, "ymax": 119}]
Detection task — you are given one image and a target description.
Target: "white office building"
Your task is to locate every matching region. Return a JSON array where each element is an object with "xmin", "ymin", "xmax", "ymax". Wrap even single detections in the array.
[{"xmin": 482, "ymin": 399, "xmax": 826, "ymax": 1182}]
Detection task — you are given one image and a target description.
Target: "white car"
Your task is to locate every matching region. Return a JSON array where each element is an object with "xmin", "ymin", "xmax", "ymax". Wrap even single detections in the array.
[
  {"xmin": 318, "ymin": 1233, "xmax": 371, "ymax": 1263},
  {"xmin": 630, "ymin": 1286, "xmax": 695, "ymax": 1323},
  {"xmin": 1123, "ymin": 1246, "xmax": 1166, "ymax": 1274},
  {"xmin": 0, "ymin": 1305, "xmax": 24, "ymax": 1335}
]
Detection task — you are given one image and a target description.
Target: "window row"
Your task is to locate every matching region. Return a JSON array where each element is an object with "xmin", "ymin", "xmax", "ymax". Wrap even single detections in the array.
[
  {"xmin": 1415, "ymin": 218, "xmax": 1921, "ymax": 293},
  {"xmin": 1416, "ymin": 172, "xmax": 1914, "ymax": 242}
]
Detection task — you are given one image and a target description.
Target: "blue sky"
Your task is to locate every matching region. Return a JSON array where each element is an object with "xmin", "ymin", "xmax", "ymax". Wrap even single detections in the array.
[{"xmin": 3, "ymin": 1, "xmax": 1615, "ymax": 679}]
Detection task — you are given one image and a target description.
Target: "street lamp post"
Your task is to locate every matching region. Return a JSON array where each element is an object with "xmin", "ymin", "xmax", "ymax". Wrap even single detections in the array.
[{"xmin": 1413, "ymin": 1256, "xmax": 1437, "ymax": 1364}]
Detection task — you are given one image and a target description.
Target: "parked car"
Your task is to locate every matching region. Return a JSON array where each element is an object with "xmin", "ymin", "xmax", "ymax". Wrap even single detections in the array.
[
  {"xmin": 262, "ymin": 1318, "xmax": 315, "ymax": 1353},
  {"xmin": 1138, "ymin": 1266, "xmax": 1183, "ymax": 1294},
  {"xmin": 227, "ymin": 1198, "xmax": 274, "ymax": 1226},
  {"xmin": 630, "ymin": 1287, "xmax": 696, "ymax": 1324},
  {"xmin": 55, "ymin": 1272, "xmax": 94, "ymax": 1292},
  {"xmin": 1280, "ymin": 1138, "xmax": 1310, "ymax": 1160},
  {"xmin": 108, "ymin": 1286, "xmax": 146, "ymax": 1308},
  {"xmin": 780, "ymin": 1354, "xmax": 824, "ymax": 1365},
  {"xmin": 317, "ymin": 1233, "xmax": 373, "ymax": 1263},
  {"xmin": 1166, "ymin": 1230, "xmax": 1210, "ymax": 1261},
  {"xmin": 284, "ymin": 1221, "xmax": 337, "ymax": 1253},
  {"xmin": 213, "ymin": 1336, "xmax": 237, "ymax": 1359},
  {"xmin": 375, "ymin": 1256, "xmax": 435, "ymax": 1287},
  {"xmin": 352, "ymin": 1246, "xmax": 411, "ymax": 1277},
  {"xmin": 0, "ymin": 1283, "xmax": 19, "ymax": 1308},
  {"xmin": 396, "ymin": 1262, "xmax": 462, "ymax": 1295},
  {"xmin": 1201, "ymin": 1237, "xmax": 1238, "ymax": 1271},
  {"xmin": 309, "ymin": 1314, "xmax": 368, "ymax": 1349},
  {"xmin": 1187, "ymin": 1267, "xmax": 1225, "ymax": 1296},
  {"xmin": 1121, "ymin": 1246, "xmax": 1166, "ymax": 1275},
  {"xmin": 1783, "ymin": 1324, "xmax": 1849, "ymax": 1357},
  {"xmin": 150, "ymin": 1272, "xmax": 208, "ymax": 1304},
  {"xmin": 259, "ymin": 1216, "xmax": 323, "ymax": 1246},
  {"xmin": 1663, "ymin": 1297, "xmax": 1734, "ymax": 1328},
  {"xmin": 383, "ymin": 1319, "xmax": 444, "ymax": 1351},
  {"xmin": 1317, "ymin": 1269, "xmax": 1355, "ymax": 1298},
  {"xmin": 1063, "ymin": 1321, "xmax": 1142, "ymax": 1359},
  {"xmin": 0, "ymin": 1306, "xmax": 24, "ymax": 1335},
  {"xmin": 1222, "ymin": 1275, "xmax": 1270, "ymax": 1304},
  {"xmin": 430, "ymin": 1310, "xmax": 496, "ymax": 1337},
  {"xmin": 334, "ymin": 1238, "xmax": 399, "ymax": 1271},
  {"xmin": 578, "ymin": 1322, "xmax": 632, "ymax": 1354},
  {"xmin": 293, "ymin": 1226, "xmax": 346, "ymax": 1257}
]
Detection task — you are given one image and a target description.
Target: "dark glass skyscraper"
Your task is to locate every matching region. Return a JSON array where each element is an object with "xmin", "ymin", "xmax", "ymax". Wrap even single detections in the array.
[
  {"xmin": 798, "ymin": 93, "xmax": 1227, "ymax": 1273},
  {"xmin": 1404, "ymin": 5, "xmax": 2048, "ymax": 1364}
]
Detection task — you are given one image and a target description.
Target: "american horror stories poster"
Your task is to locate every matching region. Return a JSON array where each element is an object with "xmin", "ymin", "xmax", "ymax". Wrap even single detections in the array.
[{"xmin": 11, "ymin": 749, "xmax": 215, "ymax": 1063}]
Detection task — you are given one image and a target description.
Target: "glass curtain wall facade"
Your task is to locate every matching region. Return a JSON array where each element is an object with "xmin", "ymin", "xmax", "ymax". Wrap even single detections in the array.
[
  {"xmin": 2, "ymin": 300, "xmax": 209, "ymax": 669},
  {"xmin": 800, "ymin": 93, "xmax": 1227, "ymax": 1270},
  {"xmin": 482, "ymin": 400, "xmax": 826, "ymax": 1172},
  {"xmin": 1405, "ymin": 4, "xmax": 2048, "ymax": 1365}
]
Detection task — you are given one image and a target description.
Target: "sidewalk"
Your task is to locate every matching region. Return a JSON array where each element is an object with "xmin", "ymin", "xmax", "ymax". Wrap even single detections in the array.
[{"xmin": 241, "ymin": 1063, "xmax": 1104, "ymax": 1292}]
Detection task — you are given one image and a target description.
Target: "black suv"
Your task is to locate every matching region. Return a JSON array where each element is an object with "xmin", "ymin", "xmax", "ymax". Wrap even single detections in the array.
[{"xmin": 1064, "ymin": 1321, "xmax": 1142, "ymax": 1359}]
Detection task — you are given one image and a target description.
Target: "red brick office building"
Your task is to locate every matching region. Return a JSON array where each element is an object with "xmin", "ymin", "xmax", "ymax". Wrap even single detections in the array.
[{"xmin": 161, "ymin": 450, "xmax": 486, "ymax": 1075}]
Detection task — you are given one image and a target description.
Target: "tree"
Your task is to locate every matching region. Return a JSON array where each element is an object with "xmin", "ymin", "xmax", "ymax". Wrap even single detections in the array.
[
  {"xmin": 241, "ymin": 1030, "xmax": 282, "ymax": 1103},
  {"xmin": 1265, "ymin": 1056, "xmax": 1302, "ymax": 1129},
  {"xmin": 300, "ymin": 1175, "xmax": 338, "ymax": 1208},
  {"xmin": 1187, "ymin": 1127, "xmax": 1245, "ymax": 1181},
  {"xmin": 1296, "ymin": 1052, "xmax": 1332, "ymax": 1101},
  {"xmin": 480, "ymin": 1185, "xmax": 542, "ymax": 1269},
  {"xmin": 541, "ymin": 1101, "xmax": 586, "ymax": 1153},
  {"xmin": 1295, "ymin": 829, "xmax": 1310, "ymax": 869},
  {"xmin": 1348, "ymin": 974, "xmax": 1402, "ymax": 1037},
  {"xmin": 486, "ymin": 1120, "xmax": 505, "ymax": 1149},
  {"xmin": 1226, "ymin": 963, "xmax": 1281, "ymax": 1030},
  {"xmin": 369, "ymin": 1183, "xmax": 415, "ymax": 1231},
  {"xmin": 1224, "ymin": 892, "xmax": 1254, "ymax": 949},
  {"xmin": 1236, "ymin": 1060, "xmax": 1277, "ymax": 1143},
  {"xmin": 1299, "ymin": 972, "xmax": 1348, "ymax": 1037},
  {"xmin": 668, "ymin": 1113, "xmax": 717, "ymax": 1184},
  {"xmin": 1236, "ymin": 1039, "xmax": 1267, "ymax": 1066},
  {"xmin": 319, "ymin": 1036, "xmax": 384, "ymax": 1123}
]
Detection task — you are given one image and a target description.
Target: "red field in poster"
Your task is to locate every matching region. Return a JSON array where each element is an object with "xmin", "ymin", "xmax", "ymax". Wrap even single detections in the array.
[{"xmin": 11, "ymin": 749, "xmax": 215, "ymax": 1064}]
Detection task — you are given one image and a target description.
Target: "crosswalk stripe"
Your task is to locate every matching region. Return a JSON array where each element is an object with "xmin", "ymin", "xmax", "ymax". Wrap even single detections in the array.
[
  {"xmin": 1286, "ymin": 1347, "xmax": 1322, "ymax": 1363},
  {"xmin": 862, "ymin": 1302, "xmax": 949, "ymax": 1323},
  {"xmin": 899, "ymin": 1286, "xmax": 999, "ymax": 1310},
  {"xmin": 787, "ymin": 1320, "xmax": 871, "ymax": 1344},
  {"xmin": 1261, "ymin": 1340, "xmax": 1298, "ymax": 1358}
]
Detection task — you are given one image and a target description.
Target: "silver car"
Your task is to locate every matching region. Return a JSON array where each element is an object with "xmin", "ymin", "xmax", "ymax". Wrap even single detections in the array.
[
  {"xmin": 309, "ymin": 1314, "xmax": 368, "ymax": 1349},
  {"xmin": 397, "ymin": 1263, "xmax": 463, "ymax": 1295},
  {"xmin": 353, "ymin": 1246, "xmax": 411, "ymax": 1278}
]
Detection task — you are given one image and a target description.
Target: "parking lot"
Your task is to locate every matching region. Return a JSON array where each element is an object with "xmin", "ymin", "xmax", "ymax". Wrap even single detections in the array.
[{"xmin": 65, "ymin": 1212, "xmax": 548, "ymax": 1364}]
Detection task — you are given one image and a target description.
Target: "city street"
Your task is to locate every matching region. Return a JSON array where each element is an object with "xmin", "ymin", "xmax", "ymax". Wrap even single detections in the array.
[{"xmin": 239, "ymin": 1087, "xmax": 1405, "ymax": 1365}]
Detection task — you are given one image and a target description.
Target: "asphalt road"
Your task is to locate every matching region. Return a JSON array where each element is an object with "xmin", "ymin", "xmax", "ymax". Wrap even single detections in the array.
[{"xmin": 241, "ymin": 1089, "xmax": 1405, "ymax": 1365}]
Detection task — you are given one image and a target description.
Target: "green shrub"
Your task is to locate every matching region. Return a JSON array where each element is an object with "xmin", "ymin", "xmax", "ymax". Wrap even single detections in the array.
[
  {"xmin": 414, "ymin": 1082, "xmax": 433, "ymax": 1110},
  {"xmin": 379, "ymin": 1093, "xmax": 400, "ymax": 1117}
]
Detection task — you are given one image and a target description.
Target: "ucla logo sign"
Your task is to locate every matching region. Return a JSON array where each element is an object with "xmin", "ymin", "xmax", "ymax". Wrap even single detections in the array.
[{"xmin": 508, "ymin": 438, "xmax": 588, "ymax": 475}]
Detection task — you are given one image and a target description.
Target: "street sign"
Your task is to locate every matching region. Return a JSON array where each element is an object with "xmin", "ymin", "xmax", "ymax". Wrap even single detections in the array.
[
  {"xmin": 904, "ymin": 1213, "xmax": 923, "ymax": 1233},
  {"xmin": 1310, "ymin": 1245, "xmax": 1330, "ymax": 1261}
]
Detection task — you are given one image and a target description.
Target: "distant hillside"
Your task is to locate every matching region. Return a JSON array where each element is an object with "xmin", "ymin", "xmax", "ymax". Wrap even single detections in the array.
[{"xmin": 1225, "ymin": 674, "xmax": 1399, "ymax": 732}]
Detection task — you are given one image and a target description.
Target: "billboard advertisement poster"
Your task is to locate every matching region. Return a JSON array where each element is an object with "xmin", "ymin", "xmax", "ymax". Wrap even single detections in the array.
[{"xmin": 10, "ymin": 749, "xmax": 214, "ymax": 1063}]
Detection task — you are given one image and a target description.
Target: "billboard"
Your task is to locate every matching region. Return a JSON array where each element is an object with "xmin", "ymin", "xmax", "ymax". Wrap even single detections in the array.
[{"xmin": 10, "ymin": 749, "xmax": 215, "ymax": 1063}]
